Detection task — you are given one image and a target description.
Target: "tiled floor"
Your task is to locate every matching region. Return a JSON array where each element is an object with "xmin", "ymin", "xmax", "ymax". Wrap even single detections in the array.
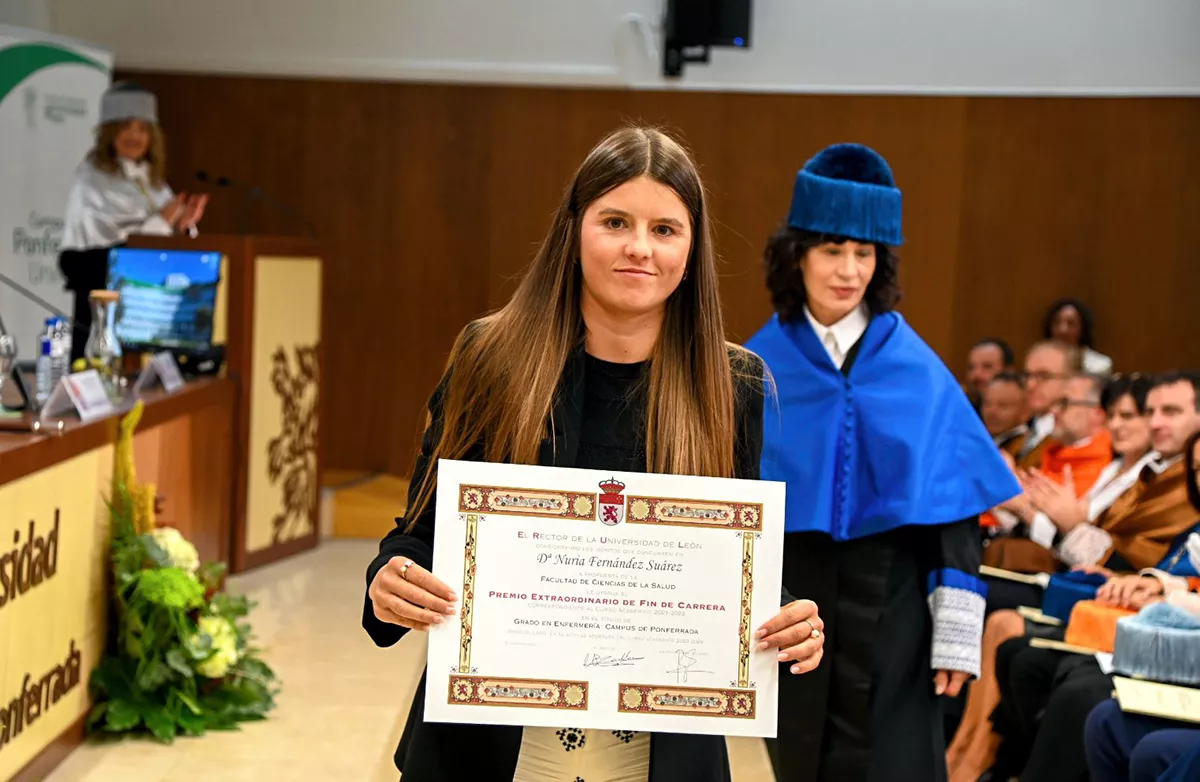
[{"xmin": 46, "ymin": 540, "xmax": 775, "ymax": 781}]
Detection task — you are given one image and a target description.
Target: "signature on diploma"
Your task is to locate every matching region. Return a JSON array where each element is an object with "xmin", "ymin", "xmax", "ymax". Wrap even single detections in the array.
[
  {"xmin": 667, "ymin": 649, "xmax": 713, "ymax": 684},
  {"xmin": 582, "ymin": 650, "xmax": 645, "ymax": 668}
]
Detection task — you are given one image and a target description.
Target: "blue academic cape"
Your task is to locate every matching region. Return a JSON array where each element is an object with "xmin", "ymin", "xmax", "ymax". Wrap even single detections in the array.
[{"xmin": 746, "ymin": 311, "xmax": 1021, "ymax": 541}]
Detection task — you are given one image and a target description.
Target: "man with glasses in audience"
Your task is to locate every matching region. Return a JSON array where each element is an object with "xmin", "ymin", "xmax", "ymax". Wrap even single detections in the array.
[
  {"xmin": 984, "ymin": 373, "xmax": 1115, "ymax": 600},
  {"xmin": 1016, "ymin": 340, "xmax": 1082, "ymax": 467}
]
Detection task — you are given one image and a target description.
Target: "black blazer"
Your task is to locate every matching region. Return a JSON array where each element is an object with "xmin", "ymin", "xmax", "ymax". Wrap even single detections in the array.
[{"xmin": 361, "ymin": 341, "xmax": 774, "ymax": 782}]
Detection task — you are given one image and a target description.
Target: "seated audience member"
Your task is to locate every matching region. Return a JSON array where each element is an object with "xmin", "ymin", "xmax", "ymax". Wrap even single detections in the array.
[
  {"xmin": 1076, "ymin": 590, "xmax": 1200, "ymax": 782},
  {"xmin": 986, "ymin": 372, "xmax": 1197, "ymax": 582},
  {"xmin": 1051, "ymin": 372, "xmax": 1200, "ymax": 572},
  {"xmin": 1092, "ymin": 562, "xmax": 1200, "ymax": 782},
  {"xmin": 983, "ymin": 373, "xmax": 1115, "ymax": 580},
  {"xmin": 1015, "ymin": 340, "xmax": 1082, "ymax": 468},
  {"xmin": 1085, "ymin": 701, "xmax": 1200, "ymax": 782},
  {"xmin": 981, "ymin": 373, "xmax": 1030, "ymax": 457},
  {"xmin": 967, "ymin": 338, "xmax": 1016, "ymax": 412},
  {"xmin": 984, "ymin": 424, "xmax": 1200, "ymax": 781},
  {"xmin": 1044, "ymin": 297, "xmax": 1113, "ymax": 376},
  {"xmin": 951, "ymin": 525, "xmax": 1198, "ymax": 782},
  {"xmin": 1159, "ymin": 740, "xmax": 1200, "ymax": 782},
  {"xmin": 986, "ymin": 531, "xmax": 1198, "ymax": 782},
  {"xmin": 948, "ymin": 374, "xmax": 1155, "ymax": 779}
]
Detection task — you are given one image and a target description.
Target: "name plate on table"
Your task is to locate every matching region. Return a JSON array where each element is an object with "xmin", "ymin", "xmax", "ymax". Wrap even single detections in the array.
[
  {"xmin": 39, "ymin": 369, "xmax": 114, "ymax": 423},
  {"xmin": 133, "ymin": 351, "xmax": 186, "ymax": 395},
  {"xmin": 425, "ymin": 460, "xmax": 786, "ymax": 737}
]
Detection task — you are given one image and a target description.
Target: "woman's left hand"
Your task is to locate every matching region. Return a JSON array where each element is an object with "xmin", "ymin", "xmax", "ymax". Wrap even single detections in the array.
[
  {"xmin": 756, "ymin": 599, "xmax": 824, "ymax": 675},
  {"xmin": 180, "ymin": 193, "xmax": 209, "ymax": 230}
]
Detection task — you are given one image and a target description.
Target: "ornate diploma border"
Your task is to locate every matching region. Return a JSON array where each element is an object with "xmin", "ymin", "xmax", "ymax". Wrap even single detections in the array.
[
  {"xmin": 449, "ymin": 675, "xmax": 589, "ymax": 711},
  {"xmin": 627, "ymin": 496, "xmax": 763, "ymax": 532},
  {"xmin": 616, "ymin": 684, "xmax": 756, "ymax": 719},
  {"xmin": 459, "ymin": 485, "xmax": 596, "ymax": 521},
  {"xmin": 451, "ymin": 479, "xmax": 761, "ymax": 715}
]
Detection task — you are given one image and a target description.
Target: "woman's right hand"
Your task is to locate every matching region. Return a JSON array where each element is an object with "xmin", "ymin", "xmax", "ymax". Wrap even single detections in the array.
[
  {"xmin": 368, "ymin": 557, "xmax": 458, "ymax": 632},
  {"xmin": 1096, "ymin": 574, "xmax": 1163, "ymax": 608},
  {"xmin": 161, "ymin": 193, "xmax": 188, "ymax": 226}
]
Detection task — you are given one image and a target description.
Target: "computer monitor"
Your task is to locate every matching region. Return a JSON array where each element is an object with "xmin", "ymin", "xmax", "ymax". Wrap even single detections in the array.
[{"xmin": 106, "ymin": 247, "xmax": 222, "ymax": 352}]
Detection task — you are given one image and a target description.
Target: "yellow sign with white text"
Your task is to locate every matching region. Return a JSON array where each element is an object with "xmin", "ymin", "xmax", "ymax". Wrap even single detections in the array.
[{"xmin": 0, "ymin": 447, "xmax": 112, "ymax": 780}]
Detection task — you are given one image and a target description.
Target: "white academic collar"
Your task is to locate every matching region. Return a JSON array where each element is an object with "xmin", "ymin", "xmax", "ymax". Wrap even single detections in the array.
[
  {"xmin": 119, "ymin": 156, "xmax": 150, "ymax": 181},
  {"xmin": 1031, "ymin": 413, "xmax": 1056, "ymax": 439},
  {"xmin": 1148, "ymin": 451, "xmax": 1182, "ymax": 475},
  {"xmin": 1060, "ymin": 433, "xmax": 1097, "ymax": 450},
  {"xmin": 804, "ymin": 303, "xmax": 869, "ymax": 354}
]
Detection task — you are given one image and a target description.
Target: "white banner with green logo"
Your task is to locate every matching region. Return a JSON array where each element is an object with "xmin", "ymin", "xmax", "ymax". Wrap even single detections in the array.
[{"xmin": 0, "ymin": 25, "xmax": 111, "ymax": 366}]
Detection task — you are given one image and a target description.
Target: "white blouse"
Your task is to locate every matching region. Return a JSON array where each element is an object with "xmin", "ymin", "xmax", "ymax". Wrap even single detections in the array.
[
  {"xmin": 804, "ymin": 303, "xmax": 869, "ymax": 370},
  {"xmin": 61, "ymin": 157, "xmax": 175, "ymax": 251},
  {"xmin": 1082, "ymin": 347, "xmax": 1114, "ymax": 376}
]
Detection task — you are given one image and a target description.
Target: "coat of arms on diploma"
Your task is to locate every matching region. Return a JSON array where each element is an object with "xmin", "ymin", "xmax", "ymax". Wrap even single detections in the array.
[{"xmin": 598, "ymin": 477, "xmax": 626, "ymax": 526}]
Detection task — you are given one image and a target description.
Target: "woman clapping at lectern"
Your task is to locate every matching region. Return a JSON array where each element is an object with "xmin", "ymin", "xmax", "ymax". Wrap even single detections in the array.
[{"xmin": 58, "ymin": 81, "xmax": 208, "ymax": 361}]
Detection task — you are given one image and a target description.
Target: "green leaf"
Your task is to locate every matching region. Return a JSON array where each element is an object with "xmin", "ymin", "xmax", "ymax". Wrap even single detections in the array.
[
  {"xmin": 135, "ymin": 568, "xmax": 205, "ymax": 610},
  {"xmin": 105, "ymin": 699, "xmax": 141, "ymax": 732},
  {"xmin": 140, "ymin": 534, "xmax": 172, "ymax": 568},
  {"xmin": 199, "ymin": 562, "xmax": 227, "ymax": 590},
  {"xmin": 137, "ymin": 658, "xmax": 172, "ymax": 690},
  {"xmin": 143, "ymin": 706, "xmax": 177, "ymax": 742},
  {"xmin": 211, "ymin": 592, "xmax": 251, "ymax": 618},
  {"xmin": 86, "ymin": 702, "xmax": 108, "ymax": 732},
  {"xmin": 166, "ymin": 649, "xmax": 193, "ymax": 678},
  {"xmin": 175, "ymin": 689, "xmax": 203, "ymax": 715},
  {"xmin": 177, "ymin": 709, "xmax": 206, "ymax": 736},
  {"xmin": 235, "ymin": 657, "xmax": 278, "ymax": 684}
]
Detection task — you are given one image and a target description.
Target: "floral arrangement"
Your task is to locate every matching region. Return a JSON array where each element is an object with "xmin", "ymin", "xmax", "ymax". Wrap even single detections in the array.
[{"xmin": 87, "ymin": 401, "xmax": 279, "ymax": 742}]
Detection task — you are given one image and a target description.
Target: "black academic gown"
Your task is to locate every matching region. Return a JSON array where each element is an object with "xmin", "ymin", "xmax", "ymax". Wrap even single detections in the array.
[
  {"xmin": 768, "ymin": 338, "xmax": 982, "ymax": 782},
  {"xmin": 361, "ymin": 341, "xmax": 780, "ymax": 782}
]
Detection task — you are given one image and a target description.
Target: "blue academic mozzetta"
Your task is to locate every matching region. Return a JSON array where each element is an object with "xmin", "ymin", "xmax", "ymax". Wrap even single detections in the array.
[{"xmin": 106, "ymin": 247, "xmax": 222, "ymax": 352}]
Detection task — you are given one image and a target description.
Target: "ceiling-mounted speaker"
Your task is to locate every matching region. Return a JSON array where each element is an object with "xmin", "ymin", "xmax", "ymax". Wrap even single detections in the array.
[{"xmin": 663, "ymin": 0, "xmax": 753, "ymax": 78}]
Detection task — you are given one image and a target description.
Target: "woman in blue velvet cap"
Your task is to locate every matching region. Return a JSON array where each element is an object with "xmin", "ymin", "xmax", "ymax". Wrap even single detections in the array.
[{"xmin": 745, "ymin": 144, "xmax": 1021, "ymax": 782}]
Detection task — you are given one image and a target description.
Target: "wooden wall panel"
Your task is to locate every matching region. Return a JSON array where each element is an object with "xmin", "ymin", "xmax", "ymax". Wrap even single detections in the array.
[
  {"xmin": 116, "ymin": 71, "xmax": 1200, "ymax": 476},
  {"xmin": 953, "ymin": 97, "xmax": 1200, "ymax": 372}
]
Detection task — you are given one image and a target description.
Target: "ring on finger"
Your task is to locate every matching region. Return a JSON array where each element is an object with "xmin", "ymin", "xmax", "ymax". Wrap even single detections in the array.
[
  {"xmin": 801, "ymin": 619, "xmax": 821, "ymax": 639},
  {"xmin": 399, "ymin": 559, "xmax": 414, "ymax": 580}
]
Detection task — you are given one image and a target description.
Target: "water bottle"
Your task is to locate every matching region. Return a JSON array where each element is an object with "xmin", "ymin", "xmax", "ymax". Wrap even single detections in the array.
[
  {"xmin": 36, "ymin": 332, "xmax": 53, "ymax": 408},
  {"xmin": 49, "ymin": 317, "xmax": 69, "ymax": 389},
  {"xmin": 54, "ymin": 317, "xmax": 72, "ymax": 379}
]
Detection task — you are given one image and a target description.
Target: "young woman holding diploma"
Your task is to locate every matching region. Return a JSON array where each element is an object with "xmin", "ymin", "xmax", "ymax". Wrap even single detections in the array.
[{"xmin": 363, "ymin": 127, "xmax": 824, "ymax": 782}]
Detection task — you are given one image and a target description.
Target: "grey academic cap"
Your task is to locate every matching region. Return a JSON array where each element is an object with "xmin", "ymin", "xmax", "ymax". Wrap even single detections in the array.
[{"xmin": 99, "ymin": 81, "xmax": 158, "ymax": 124}]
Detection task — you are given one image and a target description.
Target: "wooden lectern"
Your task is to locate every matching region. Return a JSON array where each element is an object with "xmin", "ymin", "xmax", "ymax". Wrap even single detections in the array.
[{"xmin": 125, "ymin": 235, "xmax": 324, "ymax": 573}]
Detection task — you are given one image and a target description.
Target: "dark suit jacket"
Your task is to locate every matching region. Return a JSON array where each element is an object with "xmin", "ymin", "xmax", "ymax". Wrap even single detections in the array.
[{"xmin": 361, "ymin": 340, "xmax": 774, "ymax": 782}]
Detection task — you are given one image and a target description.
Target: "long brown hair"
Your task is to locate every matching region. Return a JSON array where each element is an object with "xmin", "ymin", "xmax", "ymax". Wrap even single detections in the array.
[
  {"xmin": 88, "ymin": 120, "xmax": 168, "ymax": 188},
  {"xmin": 406, "ymin": 126, "xmax": 746, "ymax": 528}
]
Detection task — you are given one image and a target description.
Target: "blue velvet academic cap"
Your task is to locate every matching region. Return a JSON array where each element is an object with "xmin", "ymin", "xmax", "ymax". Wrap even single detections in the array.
[{"xmin": 786, "ymin": 143, "xmax": 904, "ymax": 246}]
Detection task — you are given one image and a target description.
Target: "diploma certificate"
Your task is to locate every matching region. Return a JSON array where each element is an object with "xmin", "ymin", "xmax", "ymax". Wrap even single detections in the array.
[{"xmin": 424, "ymin": 460, "xmax": 786, "ymax": 737}]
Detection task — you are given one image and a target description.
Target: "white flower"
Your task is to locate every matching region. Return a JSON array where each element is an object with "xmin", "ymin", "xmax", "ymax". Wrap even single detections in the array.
[
  {"xmin": 150, "ymin": 527, "xmax": 200, "ymax": 574},
  {"xmin": 194, "ymin": 615, "xmax": 240, "ymax": 678}
]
